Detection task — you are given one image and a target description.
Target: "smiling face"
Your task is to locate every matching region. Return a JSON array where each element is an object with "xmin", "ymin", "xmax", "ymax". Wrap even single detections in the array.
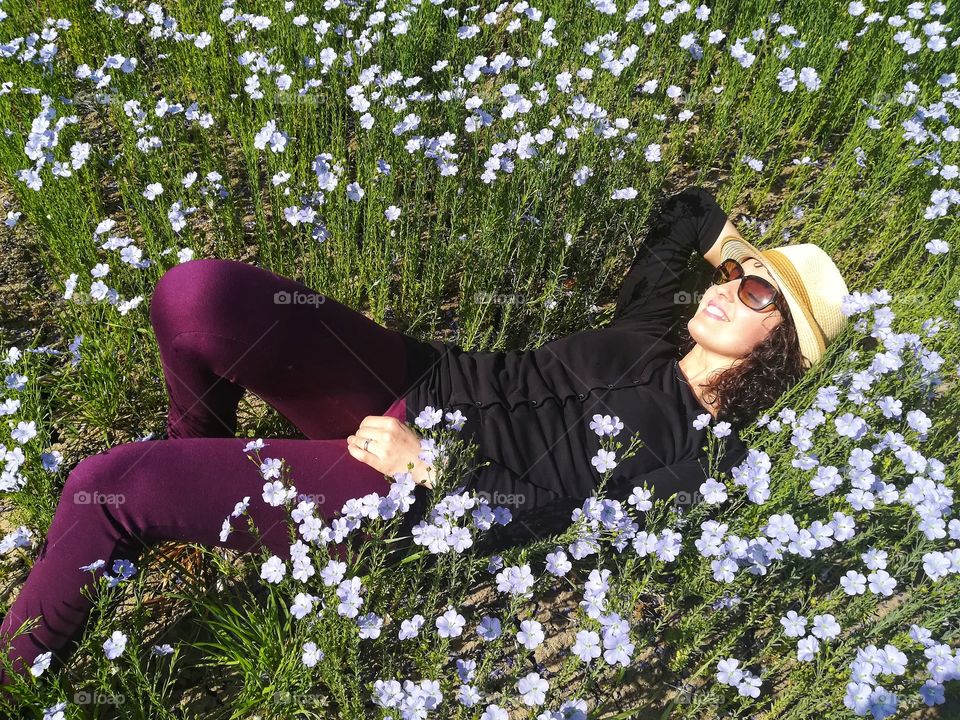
[{"xmin": 687, "ymin": 256, "xmax": 784, "ymax": 361}]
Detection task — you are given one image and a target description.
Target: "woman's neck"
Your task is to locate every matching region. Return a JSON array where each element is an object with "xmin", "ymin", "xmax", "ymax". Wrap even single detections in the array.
[{"xmin": 677, "ymin": 348, "xmax": 726, "ymax": 419}]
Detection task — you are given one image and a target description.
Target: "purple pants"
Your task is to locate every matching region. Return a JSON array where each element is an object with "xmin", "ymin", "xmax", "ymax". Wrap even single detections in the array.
[{"xmin": 0, "ymin": 258, "xmax": 431, "ymax": 685}]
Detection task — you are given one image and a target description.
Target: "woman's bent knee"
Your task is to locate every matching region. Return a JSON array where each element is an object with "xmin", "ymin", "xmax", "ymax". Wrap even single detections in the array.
[
  {"xmin": 150, "ymin": 258, "xmax": 248, "ymax": 336},
  {"xmin": 59, "ymin": 445, "xmax": 149, "ymax": 530}
]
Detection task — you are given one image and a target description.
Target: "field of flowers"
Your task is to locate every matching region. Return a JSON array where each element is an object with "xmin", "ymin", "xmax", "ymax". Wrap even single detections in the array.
[{"xmin": 1, "ymin": 0, "xmax": 959, "ymax": 717}]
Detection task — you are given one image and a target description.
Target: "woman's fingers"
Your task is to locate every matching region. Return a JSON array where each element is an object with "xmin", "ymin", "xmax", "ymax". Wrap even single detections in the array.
[
  {"xmin": 346, "ymin": 436, "xmax": 385, "ymax": 471},
  {"xmin": 349, "ymin": 416, "xmax": 403, "ymax": 455},
  {"xmin": 345, "ymin": 438, "xmax": 369, "ymax": 458},
  {"xmin": 356, "ymin": 415, "xmax": 402, "ymax": 434},
  {"xmin": 348, "ymin": 425, "xmax": 391, "ymax": 444},
  {"xmin": 347, "ymin": 432, "xmax": 382, "ymax": 457}
]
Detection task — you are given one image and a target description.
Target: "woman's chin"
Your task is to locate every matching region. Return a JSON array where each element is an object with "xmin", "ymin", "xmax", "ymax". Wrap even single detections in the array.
[{"xmin": 687, "ymin": 314, "xmax": 718, "ymax": 342}]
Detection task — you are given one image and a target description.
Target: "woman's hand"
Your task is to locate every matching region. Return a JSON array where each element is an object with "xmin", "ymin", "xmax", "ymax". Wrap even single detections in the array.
[{"xmin": 346, "ymin": 415, "xmax": 437, "ymax": 489}]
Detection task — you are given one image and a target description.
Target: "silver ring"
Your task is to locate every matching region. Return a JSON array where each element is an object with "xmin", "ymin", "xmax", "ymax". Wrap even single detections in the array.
[{"xmin": 363, "ymin": 438, "xmax": 371, "ymax": 452}]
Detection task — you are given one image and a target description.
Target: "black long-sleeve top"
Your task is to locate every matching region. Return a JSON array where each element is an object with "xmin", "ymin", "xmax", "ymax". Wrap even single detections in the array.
[{"xmin": 400, "ymin": 186, "xmax": 749, "ymax": 518}]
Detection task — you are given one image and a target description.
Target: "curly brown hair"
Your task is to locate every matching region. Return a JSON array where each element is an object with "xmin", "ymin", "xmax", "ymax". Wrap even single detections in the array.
[{"xmin": 675, "ymin": 289, "xmax": 809, "ymax": 429}]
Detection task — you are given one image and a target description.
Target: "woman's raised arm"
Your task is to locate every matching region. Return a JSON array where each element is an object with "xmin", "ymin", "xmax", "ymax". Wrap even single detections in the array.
[{"xmin": 702, "ymin": 216, "xmax": 747, "ymax": 269}]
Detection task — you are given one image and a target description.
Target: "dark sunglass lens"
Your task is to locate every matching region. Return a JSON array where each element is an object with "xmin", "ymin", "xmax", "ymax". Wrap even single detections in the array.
[
  {"xmin": 714, "ymin": 259, "xmax": 741, "ymax": 284},
  {"xmin": 741, "ymin": 277, "xmax": 777, "ymax": 310}
]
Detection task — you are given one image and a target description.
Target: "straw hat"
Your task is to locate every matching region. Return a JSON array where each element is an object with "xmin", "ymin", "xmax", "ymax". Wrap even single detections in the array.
[{"xmin": 717, "ymin": 235, "xmax": 850, "ymax": 370}]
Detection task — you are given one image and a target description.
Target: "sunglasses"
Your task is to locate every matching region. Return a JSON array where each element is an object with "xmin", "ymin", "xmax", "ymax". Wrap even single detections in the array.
[{"xmin": 710, "ymin": 258, "xmax": 781, "ymax": 313}]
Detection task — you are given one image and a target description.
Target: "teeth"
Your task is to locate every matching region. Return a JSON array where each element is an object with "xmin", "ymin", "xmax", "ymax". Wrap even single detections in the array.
[{"xmin": 705, "ymin": 305, "xmax": 727, "ymax": 321}]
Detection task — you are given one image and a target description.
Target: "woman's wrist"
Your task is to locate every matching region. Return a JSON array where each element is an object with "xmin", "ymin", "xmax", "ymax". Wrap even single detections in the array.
[{"xmin": 405, "ymin": 457, "xmax": 435, "ymax": 489}]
